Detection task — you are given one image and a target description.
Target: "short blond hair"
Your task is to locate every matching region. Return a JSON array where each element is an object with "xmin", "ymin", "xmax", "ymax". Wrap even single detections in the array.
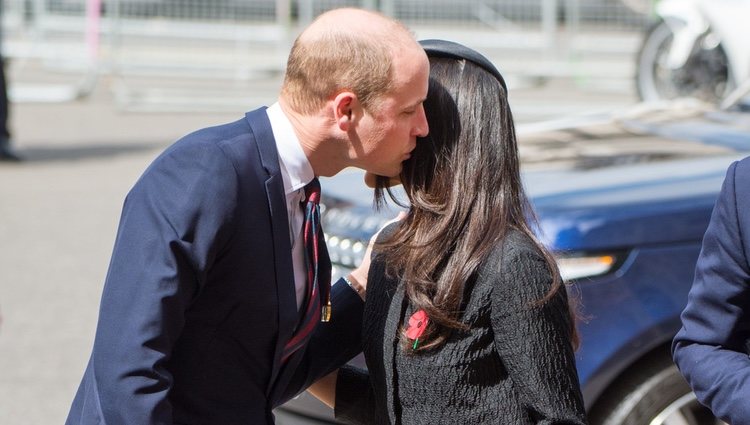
[{"xmin": 281, "ymin": 10, "xmax": 414, "ymax": 114}]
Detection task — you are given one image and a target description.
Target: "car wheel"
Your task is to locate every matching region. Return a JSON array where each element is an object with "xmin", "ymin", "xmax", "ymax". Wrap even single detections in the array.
[
  {"xmin": 635, "ymin": 19, "xmax": 733, "ymax": 104},
  {"xmin": 588, "ymin": 351, "xmax": 726, "ymax": 425}
]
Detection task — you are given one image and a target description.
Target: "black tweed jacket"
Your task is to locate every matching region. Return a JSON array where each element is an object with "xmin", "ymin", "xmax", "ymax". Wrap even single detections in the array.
[{"xmin": 335, "ymin": 230, "xmax": 587, "ymax": 424}]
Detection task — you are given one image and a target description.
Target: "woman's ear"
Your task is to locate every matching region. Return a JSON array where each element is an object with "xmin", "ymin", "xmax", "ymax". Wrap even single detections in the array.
[{"xmin": 333, "ymin": 91, "xmax": 357, "ymax": 131}]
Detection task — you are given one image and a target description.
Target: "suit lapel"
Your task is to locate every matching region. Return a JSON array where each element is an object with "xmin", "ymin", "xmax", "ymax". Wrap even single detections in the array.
[
  {"xmin": 244, "ymin": 108, "xmax": 299, "ymax": 396},
  {"xmin": 268, "ymin": 192, "xmax": 336, "ymax": 404},
  {"xmin": 267, "ymin": 251, "xmax": 333, "ymax": 405}
]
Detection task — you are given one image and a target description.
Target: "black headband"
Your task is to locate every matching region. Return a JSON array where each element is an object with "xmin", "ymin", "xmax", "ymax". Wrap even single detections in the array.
[{"xmin": 419, "ymin": 39, "xmax": 507, "ymax": 92}]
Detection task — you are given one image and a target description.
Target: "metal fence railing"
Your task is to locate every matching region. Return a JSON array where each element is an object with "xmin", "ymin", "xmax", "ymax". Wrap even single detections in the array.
[{"xmin": 2, "ymin": 0, "xmax": 656, "ymax": 109}]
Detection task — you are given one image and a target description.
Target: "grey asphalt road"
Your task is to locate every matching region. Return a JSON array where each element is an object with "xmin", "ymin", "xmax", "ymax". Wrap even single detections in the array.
[{"xmin": 0, "ymin": 65, "xmax": 636, "ymax": 423}]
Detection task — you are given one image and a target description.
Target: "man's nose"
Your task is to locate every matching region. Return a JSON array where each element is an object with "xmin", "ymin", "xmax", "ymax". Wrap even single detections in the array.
[{"xmin": 413, "ymin": 106, "xmax": 429, "ymax": 137}]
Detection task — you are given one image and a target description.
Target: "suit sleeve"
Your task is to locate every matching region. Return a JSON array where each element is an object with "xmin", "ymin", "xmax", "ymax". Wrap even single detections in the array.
[
  {"xmin": 276, "ymin": 278, "xmax": 365, "ymax": 405},
  {"xmin": 490, "ymin": 247, "xmax": 587, "ymax": 425},
  {"xmin": 90, "ymin": 142, "xmax": 238, "ymax": 425},
  {"xmin": 334, "ymin": 366, "xmax": 382, "ymax": 425},
  {"xmin": 672, "ymin": 160, "xmax": 750, "ymax": 424}
]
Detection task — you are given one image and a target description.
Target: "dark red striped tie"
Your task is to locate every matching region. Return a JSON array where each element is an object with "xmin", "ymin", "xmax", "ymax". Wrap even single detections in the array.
[{"xmin": 282, "ymin": 178, "xmax": 332, "ymax": 363}]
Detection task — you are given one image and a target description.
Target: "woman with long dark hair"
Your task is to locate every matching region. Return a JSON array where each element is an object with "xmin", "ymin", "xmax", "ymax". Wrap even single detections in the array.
[{"xmin": 309, "ymin": 39, "xmax": 586, "ymax": 424}]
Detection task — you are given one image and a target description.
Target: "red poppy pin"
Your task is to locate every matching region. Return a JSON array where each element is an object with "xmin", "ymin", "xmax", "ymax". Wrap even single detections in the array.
[{"xmin": 405, "ymin": 309, "xmax": 429, "ymax": 349}]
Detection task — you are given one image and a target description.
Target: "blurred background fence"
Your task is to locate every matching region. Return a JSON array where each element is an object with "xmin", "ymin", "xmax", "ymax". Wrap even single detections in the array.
[{"xmin": 1, "ymin": 0, "xmax": 657, "ymax": 110}]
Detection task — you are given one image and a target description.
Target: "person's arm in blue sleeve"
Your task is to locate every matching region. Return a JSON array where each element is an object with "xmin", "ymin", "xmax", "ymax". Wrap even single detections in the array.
[
  {"xmin": 672, "ymin": 159, "xmax": 750, "ymax": 424},
  {"xmin": 89, "ymin": 142, "xmax": 237, "ymax": 424},
  {"xmin": 277, "ymin": 221, "xmax": 387, "ymax": 405},
  {"xmin": 276, "ymin": 278, "xmax": 365, "ymax": 405},
  {"xmin": 304, "ymin": 366, "xmax": 379, "ymax": 425}
]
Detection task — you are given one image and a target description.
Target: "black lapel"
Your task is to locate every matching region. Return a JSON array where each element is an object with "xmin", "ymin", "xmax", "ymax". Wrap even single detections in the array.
[
  {"xmin": 268, "ymin": 188, "xmax": 335, "ymax": 403},
  {"xmin": 244, "ymin": 108, "xmax": 299, "ymax": 396}
]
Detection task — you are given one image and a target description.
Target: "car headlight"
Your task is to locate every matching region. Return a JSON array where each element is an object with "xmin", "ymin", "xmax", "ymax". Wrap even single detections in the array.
[
  {"xmin": 325, "ymin": 233, "xmax": 367, "ymax": 268},
  {"xmin": 556, "ymin": 253, "xmax": 623, "ymax": 281}
]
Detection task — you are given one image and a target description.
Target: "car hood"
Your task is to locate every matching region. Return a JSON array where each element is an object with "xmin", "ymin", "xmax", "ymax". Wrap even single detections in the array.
[
  {"xmin": 526, "ymin": 156, "xmax": 736, "ymax": 251},
  {"xmin": 322, "ymin": 101, "xmax": 750, "ymax": 251}
]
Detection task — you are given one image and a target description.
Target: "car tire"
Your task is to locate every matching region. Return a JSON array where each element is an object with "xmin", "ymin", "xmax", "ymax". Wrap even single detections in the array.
[{"xmin": 588, "ymin": 350, "xmax": 725, "ymax": 425}]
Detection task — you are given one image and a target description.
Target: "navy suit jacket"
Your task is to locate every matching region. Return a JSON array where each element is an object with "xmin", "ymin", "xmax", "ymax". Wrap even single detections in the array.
[
  {"xmin": 66, "ymin": 108, "xmax": 364, "ymax": 425},
  {"xmin": 673, "ymin": 156, "xmax": 750, "ymax": 423}
]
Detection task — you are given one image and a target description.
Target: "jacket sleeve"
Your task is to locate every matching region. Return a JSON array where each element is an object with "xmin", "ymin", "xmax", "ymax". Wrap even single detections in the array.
[
  {"xmin": 276, "ymin": 279, "xmax": 365, "ymax": 405},
  {"xmin": 334, "ymin": 366, "xmax": 381, "ymax": 425},
  {"xmin": 672, "ymin": 159, "xmax": 750, "ymax": 424},
  {"xmin": 88, "ymin": 142, "xmax": 237, "ymax": 424},
  {"xmin": 490, "ymin": 246, "xmax": 587, "ymax": 425}
]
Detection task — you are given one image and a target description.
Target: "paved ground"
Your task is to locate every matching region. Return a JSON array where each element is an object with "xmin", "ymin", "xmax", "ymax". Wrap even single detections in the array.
[{"xmin": 0, "ymin": 48, "xmax": 637, "ymax": 424}]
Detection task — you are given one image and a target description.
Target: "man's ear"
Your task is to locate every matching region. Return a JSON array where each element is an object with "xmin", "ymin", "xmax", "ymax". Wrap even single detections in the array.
[{"xmin": 333, "ymin": 91, "xmax": 357, "ymax": 132}]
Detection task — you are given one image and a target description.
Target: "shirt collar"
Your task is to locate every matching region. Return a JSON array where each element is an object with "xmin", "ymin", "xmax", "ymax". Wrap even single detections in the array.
[{"xmin": 266, "ymin": 102, "xmax": 315, "ymax": 195}]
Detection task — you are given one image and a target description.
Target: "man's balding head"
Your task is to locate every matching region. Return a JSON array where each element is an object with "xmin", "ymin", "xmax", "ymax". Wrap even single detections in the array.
[{"xmin": 281, "ymin": 8, "xmax": 421, "ymax": 115}]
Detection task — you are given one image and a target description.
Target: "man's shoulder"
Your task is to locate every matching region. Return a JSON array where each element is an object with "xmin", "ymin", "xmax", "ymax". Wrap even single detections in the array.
[
  {"xmin": 734, "ymin": 156, "xmax": 750, "ymax": 183},
  {"xmin": 161, "ymin": 108, "xmax": 273, "ymax": 163},
  {"xmin": 179, "ymin": 113, "xmax": 256, "ymax": 147},
  {"xmin": 169, "ymin": 106, "xmax": 267, "ymax": 146},
  {"xmin": 135, "ymin": 111, "xmax": 270, "ymax": 184}
]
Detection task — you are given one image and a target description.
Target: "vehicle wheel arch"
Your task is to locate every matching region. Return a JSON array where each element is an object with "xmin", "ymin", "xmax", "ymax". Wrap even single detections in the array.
[
  {"xmin": 586, "ymin": 341, "xmax": 719, "ymax": 425},
  {"xmin": 581, "ymin": 317, "xmax": 681, "ymax": 411},
  {"xmin": 586, "ymin": 342, "xmax": 672, "ymax": 419}
]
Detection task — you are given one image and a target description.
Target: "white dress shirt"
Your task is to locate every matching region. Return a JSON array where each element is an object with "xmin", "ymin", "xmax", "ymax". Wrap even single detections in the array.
[{"xmin": 266, "ymin": 102, "xmax": 314, "ymax": 311}]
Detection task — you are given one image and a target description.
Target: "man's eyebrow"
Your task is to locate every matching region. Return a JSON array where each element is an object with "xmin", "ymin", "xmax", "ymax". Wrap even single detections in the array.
[{"xmin": 406, "ymin": 98, "xmax": 427, "ymax": 109}]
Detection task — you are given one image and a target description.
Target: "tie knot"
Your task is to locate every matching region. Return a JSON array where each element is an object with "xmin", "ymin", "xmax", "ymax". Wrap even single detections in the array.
[{"xmin": 304, "ymin": 177, "xmax": 321, "ymax": 204}]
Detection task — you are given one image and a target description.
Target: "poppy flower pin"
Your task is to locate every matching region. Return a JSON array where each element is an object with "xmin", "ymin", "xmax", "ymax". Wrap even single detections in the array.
[{"xmin": 405, "ymin": 309, "xmax": 429, "ymax": 349}]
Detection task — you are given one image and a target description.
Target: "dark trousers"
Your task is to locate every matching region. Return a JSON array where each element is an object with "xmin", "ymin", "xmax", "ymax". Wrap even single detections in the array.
[{"xmin": 0, "ymin": 55, "xmax": 9, "ymax": 140}]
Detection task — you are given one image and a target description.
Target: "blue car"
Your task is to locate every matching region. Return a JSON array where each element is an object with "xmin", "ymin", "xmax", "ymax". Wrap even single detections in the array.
[{"xmin": 278, "ymin": 97, "xmax": 750, "ymax": 425}]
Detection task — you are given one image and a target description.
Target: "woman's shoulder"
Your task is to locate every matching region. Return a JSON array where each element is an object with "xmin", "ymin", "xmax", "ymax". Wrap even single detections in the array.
[
  {"xmin": 487, "ymin": 228, "xmax": 546, "ymax": 266},
  {"xmin": 480, "ymin": 229, "xmax": 555, "ymax": 293}
]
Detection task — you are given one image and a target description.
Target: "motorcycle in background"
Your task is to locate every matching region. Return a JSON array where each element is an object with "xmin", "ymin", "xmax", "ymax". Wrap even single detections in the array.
[{"xmin": 636, "ymin": 0, "xmax": 750, "ymax": 104}]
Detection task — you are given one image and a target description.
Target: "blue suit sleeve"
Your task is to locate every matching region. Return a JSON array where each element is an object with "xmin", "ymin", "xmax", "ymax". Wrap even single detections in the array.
[
  {"xmin": 672, "ymin": 160, "xmax": 750, "ymax": 423},
  {"xmin": 276, "ymin": 279, "xmax": 364, "ymax": 406},
  {"xmin": 89, "ymin": 142, "xmax": 237, "ymax": 424},
  {"xmin": 334, "ymin": 366, "xmax": 380, "ymax": 425}
]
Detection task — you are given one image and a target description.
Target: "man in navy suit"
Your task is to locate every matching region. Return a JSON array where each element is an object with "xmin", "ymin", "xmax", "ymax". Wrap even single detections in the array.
[
  {"xmin": 673, "ymin": 156, "xmax": 750, "ymax": 424},
  {"xmin": 66, "ymin": 8, "xmax": 429, "ymax": 425}
]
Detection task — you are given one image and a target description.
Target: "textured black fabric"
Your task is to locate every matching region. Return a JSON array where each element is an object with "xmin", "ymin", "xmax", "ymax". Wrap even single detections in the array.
[{"xmin": 335, "ymin": 230, "xmax": 587, "ymax": 424}]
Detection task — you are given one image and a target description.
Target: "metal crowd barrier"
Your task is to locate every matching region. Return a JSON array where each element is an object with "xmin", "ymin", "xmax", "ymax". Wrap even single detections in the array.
[{"xmin": 1, "ymin": 0, "xmax": 655, "ymax": 110}]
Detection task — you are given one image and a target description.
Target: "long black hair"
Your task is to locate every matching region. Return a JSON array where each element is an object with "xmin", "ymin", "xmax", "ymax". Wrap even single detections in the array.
[{"xmin": 375, "ymin": 56, "xmax": 578, "ymax": 352}]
